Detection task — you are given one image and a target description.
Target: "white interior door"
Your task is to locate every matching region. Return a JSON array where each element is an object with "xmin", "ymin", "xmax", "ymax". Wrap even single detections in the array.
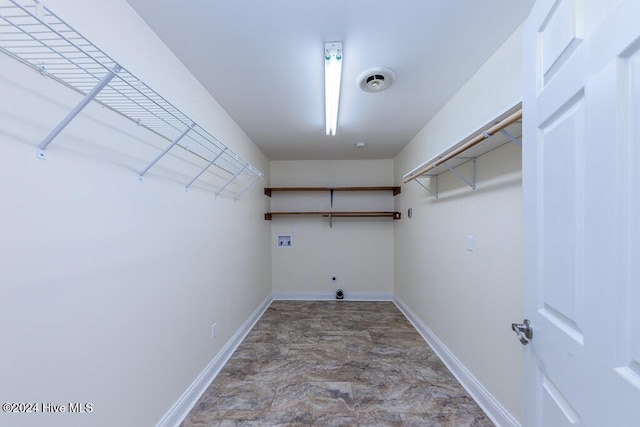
[{"xmin": 522, "ymin": 0, "xmax": 640, "ymax": 426}]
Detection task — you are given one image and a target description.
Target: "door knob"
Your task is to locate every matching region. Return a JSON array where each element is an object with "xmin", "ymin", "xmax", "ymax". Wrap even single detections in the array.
[{"xmin": 512, "ymin": 319, "xmax": 533, "ymax": 345}]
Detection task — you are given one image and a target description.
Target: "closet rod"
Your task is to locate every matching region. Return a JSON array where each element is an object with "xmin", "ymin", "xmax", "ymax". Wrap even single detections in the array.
[{"xmin": 404, "ymin": 108, "xmax": 522, "ymax": 183}]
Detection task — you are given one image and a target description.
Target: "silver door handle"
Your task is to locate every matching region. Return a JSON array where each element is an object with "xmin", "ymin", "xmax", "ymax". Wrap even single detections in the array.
[{"xmin": 511, "ymin": 319, "xmax": 533, "ymax": 345}]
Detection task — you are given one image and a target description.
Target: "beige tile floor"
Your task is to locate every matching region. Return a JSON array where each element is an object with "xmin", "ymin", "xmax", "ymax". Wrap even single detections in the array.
[{"xmin": 181, "ymin": 301, "xmax": 494, "ymax": 426}]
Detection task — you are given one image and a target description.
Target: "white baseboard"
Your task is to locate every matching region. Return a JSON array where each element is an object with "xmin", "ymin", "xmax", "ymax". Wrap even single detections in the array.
[
  {"xmin": 393, "ymin": 296, "xmax": 519, "ymax": 427},
  {"xmin": 156, "ymin": 294, "xmax": 273, "ymax": 427},
  {"xmin": 273, "ymin": 291, "xmax": 393, "ymax": 301}
]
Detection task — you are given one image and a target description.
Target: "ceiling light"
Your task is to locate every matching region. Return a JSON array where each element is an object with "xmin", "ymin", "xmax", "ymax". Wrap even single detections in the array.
[{"xmin": 324, "ymin": 41, "xmax": 343, "ymax": 136}]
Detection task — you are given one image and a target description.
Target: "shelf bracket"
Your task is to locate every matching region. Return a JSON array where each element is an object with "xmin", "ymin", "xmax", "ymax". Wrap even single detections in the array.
[
  {"xmin": 215, "ymin": 164, "xmax": 247, "ymax": 199},
  {"xmin": 442, "ymin": 158, "xmax": 476, "ymax": 190},
  {"xmin": 138, "ymin": 121, "xmax": 195, "ymax": 181},
  {"xmin": 414, "ymin": 175, "xmax": 439, "ymax": 199},
  {"xmin": 499, "ymin": 129, "xmax": 522, "ymax": 148},
  {"xmin": 185, "ymin": 147, "xmax": 227, "ymax": 190},
  {"xmin": 233, "ymin": 174, "xmax": 261, "ymax": 202},
  {"xmin": 37, "ymin": 64, "xmax": 121, "ymax": 160}
]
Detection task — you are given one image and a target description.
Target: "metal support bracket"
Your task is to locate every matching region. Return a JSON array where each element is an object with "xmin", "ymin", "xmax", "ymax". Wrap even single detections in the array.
[
  {"xmin": 499, "ymin": 129, "xmax": 522, "ymax": 148},
  {"xmin": 233, "ymin": 174, "xmax": 262, "ymax": 202},
  {"xmin": 185, "ymin": 147, "xmax": 227, "ymax": 191},
  {"xmin": 414, "ymin": 175, "xmax": 439, "ymax": 199},
  {"xmin": 37, "ymin": 64, "xmax": 121, "ymax": 159},
  {"xmin": 215, "ymin": 164, "xmax": 248, "ymax": 198},
  {"xmin": 442, "ymin": 158, "xmax": 476, "ymax": 190},
  {"xmin": 138, "ymin": 122, "xmax": 195, "ymax": 181}
]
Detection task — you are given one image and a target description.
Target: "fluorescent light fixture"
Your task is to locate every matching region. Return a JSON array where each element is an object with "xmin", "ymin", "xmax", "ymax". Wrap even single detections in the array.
[{"xmin": 324, "ymin": 41, "xmax": 343, "ymax": 136}]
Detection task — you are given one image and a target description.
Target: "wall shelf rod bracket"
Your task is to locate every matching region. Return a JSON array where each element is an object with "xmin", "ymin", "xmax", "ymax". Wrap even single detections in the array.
[
  {"xmin": 138, "ymin": 121, "xmax": 195, "ymax": 181},
  {"xmin": 215, "ymin": 164, "xmax": 247, "ymax": 199},
  {"xmin": 499, "ymin": 129, "xmax": 522, "ymax": 148},
  {"xmin": 442, "ymin": 158, "xmax": 476, "ymax": 190},
  {"xmin": 414, "ymin": 175, "xmax": 439, "ymax": 199},
  {"xmin": 185, "ymin": 147, "xmax": 227, "ymax": 191},
  {"xmin": 37, "ymin": 64, "xmax": 121, "ymax": 160}
]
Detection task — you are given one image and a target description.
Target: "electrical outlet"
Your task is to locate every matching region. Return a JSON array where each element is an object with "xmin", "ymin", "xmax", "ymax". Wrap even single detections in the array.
[
  {"xmin": 211, "ymin": 323, "xmax": 217, "ymax": 339},
  {"xmin": 331, "ymin": 275, "xmax": 337, "ymax": 283}
]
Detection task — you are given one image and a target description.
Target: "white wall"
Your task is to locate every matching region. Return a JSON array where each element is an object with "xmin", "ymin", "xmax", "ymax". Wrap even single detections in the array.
[
  {"xmin": 394, "ymin": 26, "xmax": 524, "ymax": 423},
  {"xmin": 0, "ymin": 1, "xmax": 270, "ymax": 426},
  {"xmin": 270, "ymin": 160, "xmax": 394, "ymax": 298}
]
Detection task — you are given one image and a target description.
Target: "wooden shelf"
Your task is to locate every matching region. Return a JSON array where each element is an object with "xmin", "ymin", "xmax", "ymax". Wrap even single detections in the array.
[
  {"xmin": 264, "ymin": 186, "xmax": 401, "ymax": 197},
  {"xmin": 265, "ymin": 211, "xmax": 401, "ymax": 220},
  {"xmin": 264, "ymin": 186, "xmax": 401, "ymax": 226}
]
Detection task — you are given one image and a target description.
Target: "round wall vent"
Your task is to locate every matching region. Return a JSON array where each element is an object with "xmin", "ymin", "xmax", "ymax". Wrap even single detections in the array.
[{"xmin": 357, "ymin": 67, "xmax": 395, "ymax": 93}]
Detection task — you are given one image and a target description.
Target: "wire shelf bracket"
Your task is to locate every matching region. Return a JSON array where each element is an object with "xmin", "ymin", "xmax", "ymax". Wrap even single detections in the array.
[
  {"xmin": 0, "ymin": 0, "xmax": 263, "ymax": 199},
  {"xmin": 185, "ymin": 147, "xmax": 227, "ymax": 191},
  {"xmin": 443, "ymin": 157, "xmax": 477, "ymax": 190},
  {"xmin": 215, "ymin": 164, "xmax": 247, "ymax": 199},
  {"xmin": 414, "ymin": 175, "xmax": 439, "ymax": 199},
  {"xmin": 234, "ymin": 174, "xmax": 261, "ymax": 202},
  {"xmin": 138, "ymin": 121, "xmax": 195, "ymax": 181},
  {"xmin": 499, "ymin": 129, "xmax": 522, "ymax": 148},
  {"xmin": 37, "ymin": 65, "xmax": 121, "ymax": 160}
]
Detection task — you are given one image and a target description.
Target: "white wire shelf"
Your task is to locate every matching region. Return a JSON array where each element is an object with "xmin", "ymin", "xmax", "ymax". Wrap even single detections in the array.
[{"xmin": 0, "ymin": 0, "xmax": 263, "ymax": 199}]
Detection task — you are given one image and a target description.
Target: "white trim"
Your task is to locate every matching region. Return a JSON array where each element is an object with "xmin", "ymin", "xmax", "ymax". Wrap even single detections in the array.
[
  {"xmin": 272, "ymin": 291, "xmax": 392, "ymax": 301},
  {"xmin": 393, "ymin": 296, "xmax": 520, "ymax": 427},
  {"xmin": 272, "ymin": 291, "xmax": 334, "ymax": 300},
  {"xmin": 343, "ymin": 291, "xmax": 392, "ymax": 301},
  {"xmin": 155, "ymin": 295, "xmax": 273, "ymax": 427}
]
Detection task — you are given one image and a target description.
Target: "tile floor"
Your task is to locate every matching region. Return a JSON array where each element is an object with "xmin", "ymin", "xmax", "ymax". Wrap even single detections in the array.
[{"xmin": 181, "ymin": 301, "xmax": 494, "ymax": 426}]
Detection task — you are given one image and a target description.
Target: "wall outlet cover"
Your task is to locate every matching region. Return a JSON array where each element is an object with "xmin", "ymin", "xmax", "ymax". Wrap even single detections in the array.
[{"xmin": 467, "ymin": 235, "xmax": 475, "ymax": 251}]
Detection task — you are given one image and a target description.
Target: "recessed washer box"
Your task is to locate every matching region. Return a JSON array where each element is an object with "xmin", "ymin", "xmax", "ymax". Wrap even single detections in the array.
[{"xmin": 276, "ymin": 234, "xmax": 292, "ymax": 248}]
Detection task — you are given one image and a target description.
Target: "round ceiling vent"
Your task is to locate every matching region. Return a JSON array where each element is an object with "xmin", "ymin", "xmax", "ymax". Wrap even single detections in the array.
[{"xmin": 357, "ymin": 67, "xmax": 395, "ymax": 93}]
